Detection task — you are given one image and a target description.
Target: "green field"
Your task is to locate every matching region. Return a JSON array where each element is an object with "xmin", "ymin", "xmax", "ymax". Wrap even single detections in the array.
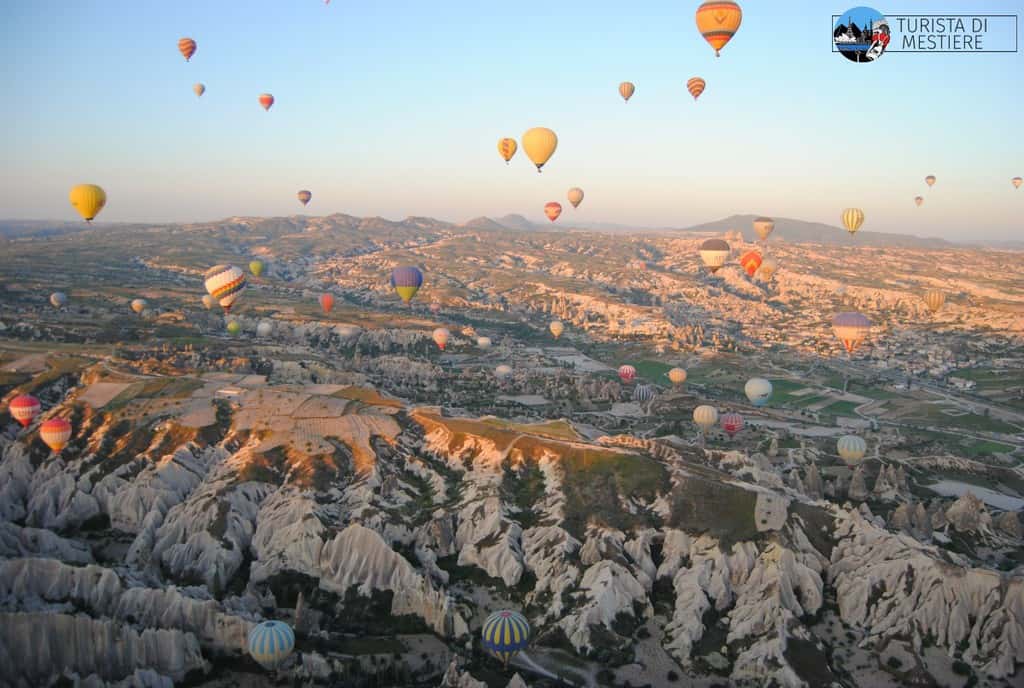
[
  {"xmin": 480, "ymin": 417, "xmax": 581, "ymax": 441},
  {"xmin": 632, "ymin": 359, "xmax": 674, "ymax": 383},
  {"xmin": 823, "ymin": 400, "xmax": 861, "ymax": 416}
]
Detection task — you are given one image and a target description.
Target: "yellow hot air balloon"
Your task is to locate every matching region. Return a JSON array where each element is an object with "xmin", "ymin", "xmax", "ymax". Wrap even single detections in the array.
[
  {"xmin": 841, "ymin": 208, "xmax": 864, "ymax": 235},
  {"xmin": 549, "ymin": 320, "xmax": 564, "ymax": 339},
  {"xmin": 226, "ymin": 320, "xmax": 241, "ymax": 335},
  {"xmin": 69, "ymin": 184, "xmax": 106, "ymax": 222},
  {"xmin": 693, "ymin": 405, "xmax": 718, "ymax": 432},
  {"xmin": 668, "ymin": 367, "xmax": 687, "ymax": 386},
  {"xmin": 753, "ymin": 217, "xmax": 775, "ymax": 242},
  {"xmin": 567, "ymin": 187, "xmax": 584, "ymax": 209},
  {"xmin": 249, "ymin": 260, "xmax": 265, "ymax": 277},
  {"xmin": 498, "ymin": 138, "xmax": 517, "ymax": 164},
  {"xmin": 522, "ymin": 127, "xmax": 557, "ymax": 173},
  {"xmin": 925, "ymin": 175, "xmax": 936, "ymax": 188},
  {"xmin": 922, "ymin": 289, "xmax": 946, "ymax": 314},
  {"xmin": 695, "ymin": 1, "xmax": 742, "ymax": 57},
  {"xmin": 619, "ymin": 82, "xmax": 635, "ymax": 102}
]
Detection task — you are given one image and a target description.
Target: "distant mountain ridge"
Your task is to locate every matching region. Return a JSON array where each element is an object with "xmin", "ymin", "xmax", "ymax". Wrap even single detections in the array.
[{"xmin": 678, "ymin": 214, "xmax": 957, "ymax": 248}]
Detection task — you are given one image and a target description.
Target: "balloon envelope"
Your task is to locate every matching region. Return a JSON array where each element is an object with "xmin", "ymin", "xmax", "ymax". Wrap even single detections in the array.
[
  {"xmin": 256, "ymin": 321, "xmax": 273, "ymax": 337},
  {"xmin": 40, "ymin": 418, "xmax": 72, "ymax": 453},
  {"xmin": 618, "ymin": 365, "xmax": 636, "ymax": 383},
  {"xmin": 914, "ymin": 196, "xmax": 924, "ymax": 207},
  {"xmin": 686, "ymin": 77, "xmax": 706, "ymax": 100},
  {"xmin": 226, "ymin": 320, "xmax": 241, "ymax": 335},
  {"xmin": 522, "ymin": 127, "xmax": 557, "ymax": 172},
  {"xmin": 841, "ymin": 208, "xmax": 864, "ymax": 235},
  {"xmin": 693, "ymin": 405, "xmax": 718, "ymax": 431},
  {"xmin": 201, "ymin": 295, "xmax": 215, "ymax": 310},
  {"xmin": 567, "ymin": 187, "xmax": 584, "ymax": 208},
  {"xmin": 477, "ymin": 336, "xmax": 492, "ymax": 349},
  {"xmin": 193, "ymin": 83, "xmax": 205, "ymax": 97},
  {"xmin": 432, "ymin": 327, "xmax": 450, "ymax": 350},
  {"xmin": 923, "ymin": 289, "xmax": 945, "ymax": 314},
  {"xmin": 721, "ymin": 412, "xmax": 744, "ymax": 437},
  {"xmin": 297, "ymin": 190, "xmax": 312, "ymax": 206},
  {"xmin": 69, "ymin": 184, "xmax": 106, "ymax": 222},
  {"xmin": 757, "ymin": 257, "xmax": 778, "ymax": 281},
  {"xmin": 390, "ymin": 266, "xmax": 423, "ymax": 303},
  {"xmin": 832, "ymin": 312, "xmax": 871, "ymax": 354},
  {"xmin": 1012, "ymin": 177, "xmax": 1022, "ymax": 189},
  {"xmin": 259, "ymin": 93, "xmax": 274, "ymax": 111},
  {"xmin": 130, "ymin": 298, "xmax": 147, "ymax": 314},
  {"xmin": 668, "ymin": 367, "xmax": 687, "ymax": 386},
  {"xmin": 248, "ymin": 621, "xmax": 295, "ymax": 670},
  {"xmin": 695, "ymin": 1, "xmax": 742, "ymax": 56},
  {"xmin": 549, "ymin": 320, "xmax": 564, "ymax": 339},
  {"xmin": 699, "ymin": 239, "xmax": 731, "ymax": 273},
  {"xmin": 745, "ymin": 378, "xmax": 773, "ymax": 406},
  {"xmin": 753, "ymin": 217, "xmax": 775, "ymax": 241},
  {"xmin": 925, "ymin": 175, "xmax": 936, "ymax": 187},
  {"xmin": 544, "ymin": 202, "xmax": 562, "ymax": 222},
  {"xmin": 837, "ymin": 435, "xmax": 867, "ymax": 465},
  {"xmin": 739, "ymin": 251, "xmax": 762, "ymax": 277},
  {"xmin": 495, "ymin": 364, "xmax": 513, "ymax": 379},
  {"xmin": 319, "ymin": 293, "xmax": 334, "ymax": 313},
  {"xmin": 249, "ymin": 260, "xmax": 265, "ymax": 277},
  {"xmin": 619, "ymin": 81, "xmax": 635, "ymax": 102},
  {"xmin": 481, "ymin": 610, "xmax": 530, "ymax": 666},
  {"xmin": 204, "ymin": 265, "xmax": 246, "ymax": 313},
  {"xmin": 497, "ymin": 138, "xmax": 517, "ymax": 163},
  {"xmin": 178, "ymin": 37, "xmax": 196, "ymax": 61},
  {"xmin": 9, "ymin": 395, "xmax": 41, "ymax": 427},
  {"xmin": 50, "ymin": 292, "xmax": 67, "ymax": 308}
]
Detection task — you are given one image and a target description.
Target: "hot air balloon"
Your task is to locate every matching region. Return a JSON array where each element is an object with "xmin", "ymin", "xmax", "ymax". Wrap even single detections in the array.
[
  {"xmin": 695, "ymin": 1, "xmax": 742, "ymax": 57},
  {"xmin": 477, "ymin": 336, "xmax": 492, "ymax": 349},
  {"xmin": 618, "ymin": 365, "xmax": 637, "ymax": 383},
  {"xmin": 69, "ymin": 184, "xmax": 106, "ymax": 222},
  {"xmin": 193, "ymin": 83, "xmax": 205, "ymax": 97},
  {"xmin": 568, "ymin": 187, "xmax": 584, "ymax": 209},
  {"xmin": 226, "ymin": 320, "xmax": 241, "ymax": 336},
  {"xmin": 247, "ymin": 620, "xmax": 295, "ymax": 670},
  {"xmin": 757, "ymin": 257, "xmax": 778, "ymax": 281},
  {"xmin": 297, "ymin": 190, "xmax": 312, "ymax": 206},
  {"xmin": 922, "ymin": 289, "xmax": 946, "ymax": 314},
  {"xmin": 739, "ymin": 250, "xmax": 762, "ymax": 277},
  {"xmin": 522, "ymin": 127, "xmax": 557, "ymax": 172},
  {"xmin": 130, "ymin": 299, "xmax": 147, "ymax": 314},
  {"xmin": 925, "ymin": 175, "xmax": 936, "ymax": 188},
  {"xmin": 429, "ymin": 302, "xmax": 441, "ymax": 315},
  {"xmin": 693, "ymin": 405, "xmax": 718, "ymax": 432},
  {"xmin": 753, "ymin": 217, "xmax": 774, "ymax": 242},
  {"xmin": 668, "ymin": 367, "xmax": 687, "ymax": 386},
  {"xmin": 259, "ymin": 93, "xmax": 274, "ymax": 111},
  {"xmin": 699, "ymin": 239, "xmax": 730, "ymax": 274},
  {"xmin": 619, "ymin": 81, "xmax": 636, "ymax": 102},
  {"xmin": 319, "ymin": 293, "xmax": 334, "ymax": 314},
  {"xmin": 256, "ymin": 321, "xmax": 273, "ymax": 337},
  {"xmin": 390, "ymin": 266, "xmax": 423, "ymax": 304},
  {"xmin": 544, "ymin": 202, "xmax": 563, "ymax": 223},
  {"xmin": 745, "ymin": 378, "xmax": 772, "ymax": 406},
  {"xmin": 204, "ymin": 265, "xmax": 246, "ymax": 313},
  {"xmin": 633, "ymin": 384, "xmax": 655, "ymax": 403},
  {"xmin": 841, "ymin": 208, "xmax": 864, "ymax": 235},
  {"xmin": 40, "ymin": 417, "xmax": 72, "ymax": 454},
  {"xmin": 50, "ymin": 292, "xmax": 67, "ymax": 309},
  {"xmin": 495, "ymin": 364, "xmax": 513, "ymax": 379},
  {"xmin": 837, "ymin": 435, "xmax": 867, "ymax": 465},
  {"xmin": 201, "ymin": 295, "xmax": 215, "ymax": 310},
  {"xmin": 914, "ymin": 196, "xmax": 924, "ymax": 207},
  {"xmin": 832, "ymin": 312, "xmax": 871, "ymax": 355},
  {"xmin": 498, "ymin": 138, "xmax": 518, "ymax": 164},
  {"xmin": 686, "ymin": 77, "xmax": 706, "ymax": 100},
  {"xmin": 1012, "ymin": 177, "xmax": 1022, "ymax": 189},
  {"xmin": 178, "ymin": 37, "xmax": 196, "ymax": 61},
  {"xmin": 720, "ymin": 412, "xmax": 744, "ymax": 437},
  {"xmin": 249, "ymin": 260, "xmax": 265, "ymax": 277},
  {"xmin": 8, "ymin": 395, "xmax": 41, "ymax": 427},
  {"xmin": 432, "ymin": 327, "xmax": 450, "ymax": 351},
  {"xmin": 549, "ymin": 320, "xmax": 564, "ymax": 339},
  {"xmin": 481, "ymin": 610, "xmax": 530, "ymax": 669}
]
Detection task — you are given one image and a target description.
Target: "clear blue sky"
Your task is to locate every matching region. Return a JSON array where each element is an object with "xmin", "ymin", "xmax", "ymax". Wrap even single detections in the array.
[{"xmin": 2, "ymin": 1, "xmax": 1021, "ymax": 240}]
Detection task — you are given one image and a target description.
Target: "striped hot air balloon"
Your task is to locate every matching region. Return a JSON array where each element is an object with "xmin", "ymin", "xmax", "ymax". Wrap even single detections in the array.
[
  {"xmin": 831, "ymin": 312, "xmax": 871, "ymax": 355},
  {"xmin": 619, "ymin": 81, "xmax": 636, "ymax": 102},
  {"xmin": 544, "ymin": 202, "xmax": 562, "ymax": 222},
  {"xmin": 699, "ymin": 238, "xmax": 731, "ymax": 273},
  {"xmin": 247, "ymin": 620, "xmax": 295, "ymax": 670},
  {"xmin": 50, "ymin": 292, "xmax": 68, "ymax": 309},
  {"xmin": 720, "ymin": 412, "xmax": 744, "ymax": 437},
  {"xmin": 753, "ymin": 217, "xmax": 775, "ymax": 242},
  {"xmin": 693, "ymin": 405, "xmax": 718, "ymax": 432},
  {"xmin": 259, "ymin": 93, "xmax": 274, "ymax": 111},
  {"xmin": 297, "ymin": 190, "xmax": 312, "ymax": 206},
  {"xmin": 204, "ymin": 265, "xmax": 246, "ymax": 313},
  {"xmin": 567, "ymin": 187, "xmax": 584, "ymax": 208},
  {"xmin": 841, "ymin": 208, "xmax": 864, "ymax": 235},
  {"xmin": 8, "ymin": 395, "xmax": 41, "ymax": 427},
  {"xmin": 668, "ymin": 367, "xmax": 687, "ymax": 386},
  {"xmin": 922, "ymin": 289, "xmax": 946, "ymax": 314},
  {"xmin": 319, "ymin": 293, "xmax": 334, "ymax": 313},
  {"xmin": 739, "ymin": 250, "xmax": 762, "ymax": 277},
  {"xmin": 390, "ymin": 266, "xmax": 423, "ymax": 303},
  {"xmin": 481, "ymin": 610, "xmax": 530, "ymax": 668},
  {"xmin": 633, "ymin": 384, "xmax": 655, "ymax": 403},
  {"xmin": 686, "ymin": 77, "xmax": 706, "ymax": 100},
  {"xmin": 837, "ymin": 435, "xmax": 867, "ymax": 465},
  {"xmin": 178, "ymin": 37, "xmax": 197, "ymax": 61},
  {"xmin": 40, "ymin": 417, "xmax": 72, "ymax": 454},
  {"xmin": 497, "ymin": 137, "xmax": 517, "ymax": 164},
  {"xmin": 695, "ymin": 1, "xmax": 742, "ymax": 57},
  {"xmin": 618, "ymin": 365, "xmax": 637, "ymax": 383}
]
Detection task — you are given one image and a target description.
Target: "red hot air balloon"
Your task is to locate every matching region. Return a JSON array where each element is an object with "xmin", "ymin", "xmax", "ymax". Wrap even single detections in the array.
[
  {"xmin": 259, "ymin": 93, "xmax": 275, "ymax": 111},
  {"xmin": 319, "ymin": 293, "xmax": 334, "ymax": 313},
  {"xmin": 9, "ymin": 395, "xmax": 41, "ymax": 427},
  {"xmin": 544, "ymin": 202, "xmax": 562, "ymax": 223},
  {"xmin": 740, "ymin": 250, "xmax": 762, "ymax": 277},
  {"xmin": 618, "ymin": 365, "xmax": 637, "ymax": 383},
  {"xmin": 720, "ymin": 412, "xmax": 744, "ymax": 437}
]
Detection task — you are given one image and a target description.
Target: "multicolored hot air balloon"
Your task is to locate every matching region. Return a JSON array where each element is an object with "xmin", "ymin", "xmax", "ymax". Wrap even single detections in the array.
[
  {"xmin": 297, "ymin": 190, "xmax": 312, "ymax": 206},
  {"xmin": 498, "ymin": 138, "xmax": 518, "ymax": 164},
  {"xmin": 753, "ymin": 217, "xmax": 775, "ymax": 242},
  {"xmin": 481, "ymin": 610, "xmax": 530, "ymax": 668},
  {"xmin": 226, "ymin": 320, "xmax": 241, "ymax": 336},
  {"xmin": 739, "ymin": 250, "xmax": 762, "ymax": 277},
  {"xmin": 619, "ymin": 82, "xmax": 636, "ymax": 102},
  {"xmin": 695, "ymin": 1, "xmax": 742, "ymax": 57},
  {"xmin": 477, "ymin": 336, "xmax": 492, "ymax": 349},
  {"xmin": 837, "ymin": 435, "xmax": 867, "ymax": 465},
  {"xmin": 432, "ymin": 327, "xmax": 450, "ymax": 351},
  {"xmin": 832, "ymin": 311, "xmax": 871, "ymax": 355},
  {"xmin": 319, "ymin": 293, "xmax": 334, "ymax": 314},
  {"xmin": 8, "ymin": 395, "xmax": 41, "ymax": 427},
  {"xmin": 50, "ymin": 292, "xmax": 67, "ymax": 309},
  {"xmin": 495, "ymin": 364, "xmax": 513, "ymax": 379},
  {"xmin": 193, "ymin": 83, "xmax": 205, "ymax": 97},
  {"xmin": 841, "ymin": 208, "xmax": 864, "ymax": 236},
  {"xmin": 40, "ymin": 417, "xmax": 72, "ymax": 454},
  {"xmin": 567, "ymin": 187, "xmax": 584, "ymax": 209},
  {"xmin": 1012, "ymin": 177, "xmax": 1022, "ymax": 189},
  {"xmin": 745, "ymin": 378, "xmax": 772, "ymax": 406},
  {"xmin": 69, "ymin": 184, "xmax": 106, "ymax": 222},
  {"xmin": 204, "ymin": 265, "xmax": 246, "ymax": 313},
  {"xmin": 693, "ymin": 405, "xmax": 718, "ymax": 432},
  {"xmin": 522, "ymin": 127, "xmax": 557, "ymax": 172},
  {"xmin": 544, "ymin": 202, "xmax": 562, "ymax": 222},
  {"xmin": 248, "ymin": 620, "xmax": 295, "ymax": 670},
  {"xmin": 633, "ymin": 384, "xmax": 655, "ymax": 403},
  {"xmin": 668, "ymin": 367, "xmax": 687, "ymax": 386},
  {"xmin": 699, "ymin": 239, "xmax": 731, "ymax": 274},
  {"xmin": 686, "ymin": 77, "xmax": 706, "ymax": 100},
  {"xmin": 925, "ymin": 175, "xmax": 936, "ymax": 188},
  {"xmin": 914, "ymin": 196, "xmax": 924, "ymax": 207},
  {"xmin": 720, "ymin": 412, "xmax": 744, "ymax": 437},
  {"xmin": 201, "ymin": 294, "xmax": 215, "ymax": 310},
  {"xmin": 130, "ymin": 298, "xmax": 147, "ymax": 314},
  {"xmin": 259, "ymin": 93, "xmax": 274, "ymax": 111},
  {"xmin": 618, "ymin": 365, "xmax": 637, "ymax": 383},
  {"xmin": 549, "ymin": 320, "xmax": 564, "ymax": 339},
  {"xmin": 178, "ymin": 37, "xmax": 196, "ymax": 61},
  {"xmin": 922, "ymin": 289, "xmax": 946, "ymax": 314},
  {"xmin": 390, "ymin": 266, "xmax": 423, "ymax": 303},
  {"xmin": 757, "ymin": 257, "xmax": 778, "ymax": 281}
]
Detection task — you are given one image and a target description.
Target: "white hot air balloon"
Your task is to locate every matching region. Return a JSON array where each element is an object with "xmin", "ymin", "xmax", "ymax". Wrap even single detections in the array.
[
  {"xmin": 837, "ymin": 435, "xmax": 867, "ymax": 465},
  {"xmin": 477, "ymin": 336, "xmax": 492, "ymax": 349},
  {"xmin": 744, "ymin": 378, "xmax": 773, "ymax": 406},
  {"xmin": 495, "ymin": 364, "xmax": 513, "ymax": 379}
]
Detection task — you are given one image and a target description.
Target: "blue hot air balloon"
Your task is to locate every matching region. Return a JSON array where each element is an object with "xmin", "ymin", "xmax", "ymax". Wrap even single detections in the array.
[
  {"xmin": 481, "ymin": 609, "xmax": 530, "ymax": 668},
  {"xmin": 248, "ymin": 620, "xmax": 295, "ymax": 670},
  {"xmin": 390, "ymin": 266, "xmax": 424, "ymax": 303}
]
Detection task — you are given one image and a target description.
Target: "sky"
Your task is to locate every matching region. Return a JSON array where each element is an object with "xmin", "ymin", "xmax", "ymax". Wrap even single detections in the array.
[{"xmin": 1, "ymin": 0, "xmax": 1022, "ymax": 240}]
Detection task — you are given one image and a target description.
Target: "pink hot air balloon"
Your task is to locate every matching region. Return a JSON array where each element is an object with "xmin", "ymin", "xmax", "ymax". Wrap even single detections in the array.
[
  {"xmin": 259, "ymin": 93, "xmax": 275, "ymax": 111},
  {"xmin": 432, "ymin": 327, "xmax": 450, "ymax": 351},
  {"xmin": 720, "ymin": 412, "xmax": 744, "ymax": 437},
  {"xmin": 8, "ymin": 394, "xmax": 41, "ymax": 427},
  {"xmin": 319, "ymin": 293, "xmax": 334, "ymax": 314},
  {"xmin": 618, "ymin": 365, "xmax": 637, "ymax": 383},
  {"xmin": 544, "ymin": 202, "xmax": 562, "ymax": 223}
]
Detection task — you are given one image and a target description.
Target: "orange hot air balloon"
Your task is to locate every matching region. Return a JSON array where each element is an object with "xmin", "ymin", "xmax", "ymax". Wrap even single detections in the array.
[
  {"xmin": 319, "ymin": 293, "xmax": 334, "ymax": 313},
  {"xmin": 259, "ymin": 93, "xmax": 274, "ymax": 111},
  {"xmin": 739, "ymin": 250, "xmax": 762, "ymax": 277},
  {"xmin": 686, "ymin": 77, "xmax": 706, "ymax": 101},
  {"xmin": 619, "ymin": 82, "xmax": 636, "ymax": 102},
  {"xmin": 497, "ymin": 138, "xmax": 517, "ymax": 164},
  {"xmin": 544, "ymin": 202, "xmax": 562, "ymax": 223},
  {"xmin": 696, "ymin": 1, "xmax": 742, "ymax": 57},
  {"xmin": 40, "ymin": 417, "xmax": 72, "ymax": 454},
  {"xmin": 178, "ymin": 37, "xmax": 197, "ymax": 61}
]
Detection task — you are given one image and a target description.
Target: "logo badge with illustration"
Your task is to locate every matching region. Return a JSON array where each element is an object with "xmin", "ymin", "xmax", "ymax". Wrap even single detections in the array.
[{"xmin": 834, "ymin": 6, "xmax": 890, "ymax": 62}]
